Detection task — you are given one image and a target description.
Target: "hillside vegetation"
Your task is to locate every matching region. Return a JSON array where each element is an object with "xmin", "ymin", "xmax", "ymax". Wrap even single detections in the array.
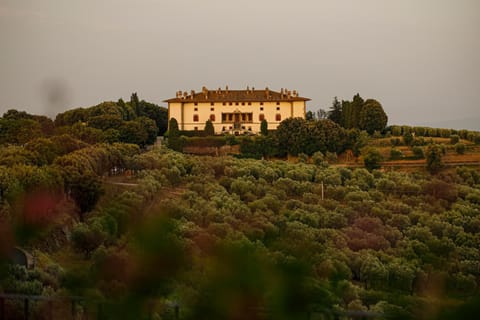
[{"xmin": 1, "ymin": 95, "xmax": 480, "ymax": 319}]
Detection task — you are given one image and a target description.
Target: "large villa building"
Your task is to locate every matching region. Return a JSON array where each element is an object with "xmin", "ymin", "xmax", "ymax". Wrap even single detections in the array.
[{"xmin": 165, "ymin": 86, "xmax": 309, "ymax": 135}]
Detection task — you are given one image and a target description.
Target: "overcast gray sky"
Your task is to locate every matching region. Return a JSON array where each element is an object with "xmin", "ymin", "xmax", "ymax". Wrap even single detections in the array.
[{"xmin": 1, "ymin": 0, "xmax": 479, "ymax": 129}]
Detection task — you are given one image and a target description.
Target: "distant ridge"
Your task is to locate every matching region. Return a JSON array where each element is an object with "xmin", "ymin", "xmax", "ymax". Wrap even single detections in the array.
[{"xmin": 413, "ymin": 116, "xmax": 480, "ymax": 131}]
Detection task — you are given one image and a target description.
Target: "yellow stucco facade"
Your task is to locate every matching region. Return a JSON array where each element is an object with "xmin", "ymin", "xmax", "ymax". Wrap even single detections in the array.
[{"xmin": 166, "ymin": 87, "xmax": 309, "ymax": 134}]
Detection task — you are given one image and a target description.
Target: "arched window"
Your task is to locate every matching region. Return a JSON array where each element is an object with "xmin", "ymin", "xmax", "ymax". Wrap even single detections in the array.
[
  {"xmin": 275, "ymin": 114, "xmax": 281, "ymax": 121},
  {"xmin": 259, "ymin": 114, "xmax": 265, "ymax": 121},
  {"xmin": 193, "ymin": 114, "xmax": 199, "ymax": 122},
  {"xmin": 210, "ymin": 114, "xmax": 216, "ymax": 121}
]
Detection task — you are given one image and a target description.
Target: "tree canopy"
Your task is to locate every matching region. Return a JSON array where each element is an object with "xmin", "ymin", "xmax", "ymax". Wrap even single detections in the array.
[{"xmin": 328, "ymin": 94, "xmax": 388, "ymax": 134}]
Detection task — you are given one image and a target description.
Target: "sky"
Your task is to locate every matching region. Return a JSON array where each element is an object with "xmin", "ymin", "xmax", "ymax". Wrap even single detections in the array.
[{"xmin": 0, "ymin": 0, "xmax": 479, "ymax": 129}]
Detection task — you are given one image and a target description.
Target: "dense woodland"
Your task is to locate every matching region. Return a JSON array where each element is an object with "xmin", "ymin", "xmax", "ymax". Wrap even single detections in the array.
[{"xmin": 1, "ymin": 95, "xmax": 480, "ymax": 319}]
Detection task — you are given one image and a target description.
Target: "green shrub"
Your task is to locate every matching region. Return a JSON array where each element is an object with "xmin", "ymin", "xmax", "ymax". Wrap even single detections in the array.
[
  {"xmin": 427, "ymin": 128, "xmax": 438, "ymax": 137},
  {"xmin": 167, "ymin": 136, "xmax": 187, "ymax": 152},
  {"xmin": 326, "ymin": 152, "xmax": 338, "ymax": 163},
  {"xmin": 439, "ymin": 128, "xmax": 452, "ymax": 138},
  {"xmin": 414, "ymin": 126, "xmax": 427, "ymax": 137},
  {"xmin": 363, "ymin": 148, "xmax": 383, "ymax": 171},
  {"xmin": 474, "ymin": 135, "xmax": 480, "ymax": 145},
  {"xmin": 412, "ymin": 146, "xmax": 424, "ymax": 159},
  {"xmin": 390, "ymin": 138, "xmax": 401, "ymax": 146},
  {"xmin": 312, "ymin": 151, "xmax": 325, "ymax": 166},
  {"xmin": 403, "ymin": 132, "xmax": 414, "ymax": 146},
  {"xmin": 183, "ymin": 136, "xmax": 226, "ymax": 148},
  {"xmin": 412, "ymin": 137, "xmax": 426, "ymax": 146},
  {"xmin": 225, "ymin": 134, "xmax": 238, "ymax": 145},
  {"xmin": 298, "ymin": 153, "xmax": 308, "ymax": 163},
  {"xmin": 391, "ymin": 126, "xmax": 402, "ymax": 136},
  {"xmin": 450, "ymin": 135, "xmax": 460, "ymax": 144},
  {"xmin": 390, "ymin": 148, "xmax": 403, "ymax": 160},
  {"xmin": 455, "ymin": 143, "xmax": 466, "ymax": 155}
]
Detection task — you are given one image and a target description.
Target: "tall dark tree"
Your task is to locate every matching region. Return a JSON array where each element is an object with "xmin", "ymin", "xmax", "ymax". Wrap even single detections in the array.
[
  {"xmin": 130, "ymin": 92, "xmax": 142, "ymax": 116},
  {"xmin": 204, "ymin": 120, "xmax": 215, "ymax": 136},
  {"xmin": 327, "ymin": 97, "xmax": 343, "ymax": 125},
  {"xmin": 359, "ymin": 99, "xmax": 388, "ymax": 134},
  {"xmin": 305, "ymin": 111, "xmax": 315, "ymax": 121},
  {"xmin": 168, "ymin": 118, "xmax": 180, "ymax": 138},
  {"xmin": 260, "ymin": 119, "xmax": 268, "ymax": 136},
  {"xmin": 426, "ymin": 144, "xmax": 444, "ymax": 174},
  {"xmin": 343, "ymin": 93, "xmax": 364, "ymax": 129}
]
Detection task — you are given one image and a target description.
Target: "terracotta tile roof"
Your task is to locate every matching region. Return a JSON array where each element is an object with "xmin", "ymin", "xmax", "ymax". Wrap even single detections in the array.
[{"xmin": 164, "ymin": 87, "xmax": 310, "ymax": 103}]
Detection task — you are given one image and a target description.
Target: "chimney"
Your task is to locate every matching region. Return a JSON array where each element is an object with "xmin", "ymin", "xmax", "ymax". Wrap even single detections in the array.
[
  {"xmin": 265, "ymin": 87, "xmax": 269, "ymax": 98},
  {"xmin": 246, "ymin": 85, "xmax": 250, "ymax": 93},
  {"xmin": 287, "ymin": 90, "xmax": 291, "ymax": 99},
  {"xmin": 293, "ymin": 90, "xmax": 298, "ymax": 97},
  {"xmin": 225, "ymin": 85, "xmax": 229, "ymax": 93},
  {"xmin": 191, "ymin": 90, "xmax": 195, "ymax": 99},
  {"xmin": 183, "ymin": 91, "xmax": 188, "ymax": 99}
]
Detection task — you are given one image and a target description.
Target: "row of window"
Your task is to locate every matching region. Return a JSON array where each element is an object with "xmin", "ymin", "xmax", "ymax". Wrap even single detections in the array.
[
  {"xmin": 193, "ymin": 114, "xmax": 281, "ymax": 122},
  {"xmin": 194, "ymin": 106, "xmax": 281, "ymax": 111},
  {"xmin": 194, "ymin": 102, "xmax": 281, "ymax": 106},
  {"xmin": 191, "ymin": 126, "xmax": 254, "ymax": 131}
]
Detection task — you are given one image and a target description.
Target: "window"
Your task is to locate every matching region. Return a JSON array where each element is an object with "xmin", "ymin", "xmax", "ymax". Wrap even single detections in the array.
[
  {"xmin": 194, "ymin": 102, "xmax": 198, "ymax": 106},
  {"xmin": 229, "ymin": 102, "xmax": 233, "ymax": 106},
  {"xmin": 210, "ymin": 102, "xmax": 214, "ymax": 106},
  {"xmin": 248, "ymin": 102, "xmax": 251, "ymax": 106},
  {"xmin": 260, "ymin": 102, "xmax": 264, "ymax": 105},
  {"xmin": 210, "ymin": 114, "xmax": 215, "ymax": 121},
  {"xmin": 210, "ymin": 107, "xmax": 214, "ymax": 111},
  {"xmin": 259, "ymin": 114, "xmax": 265, "ymax": 121},
  {"xmin": 241, "ymin": 102, "xmax": 245, "ymax": 106},
  {"xmin": 222, "ymin": 102, "xmax": 226, "ymax": 106},
  {"xmin": 248, "ymin": 127, "xmax": 252, "ymax": 131},
  {"xmin": 194, "ymin": 127, "xmax": 198, "ymax": 131},
  {"xmin": 260, "ymin": 107, "xmax": 264, "ymax": 111},
  {"xmin": 229, "ymin": 126, "xmax": 232, "ymax": 129},
  {"xmin": 222, "ymin": 126, "xmax": 226, "ymax": 131},
  {"xmin": 276, "ymin": 107, "xmax": 280, "ymax": 111},
  {"xmin": 194, "ymin": 107, "xmax": 198, "ymax": 111},
  {"xmin": 276, "ymin": 114, "xmax": 281, "ymax": 121},
  {"xmin": 193, "ymin": 114, "xmax": 199, "ymax": 122},
  {"xmin": 222, "ymin": 114, "xmax": 227, "ymax": 122},
  {"xmin": 235, "ymin": 102, "xmax": 239, "ymax": 106},
  {"xmin": 276, "ymin": 102, "xmax": 280, "ymax": 105}
]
